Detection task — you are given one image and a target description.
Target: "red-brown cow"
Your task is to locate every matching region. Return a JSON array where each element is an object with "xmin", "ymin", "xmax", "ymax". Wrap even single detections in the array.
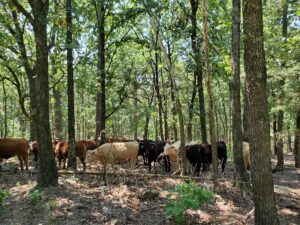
[
  {"xmin": 0, "ymin": 138, "xmax": 29, "ymax": 170},
  {"xmin": 54, "ymin": 140, "xmax": 99, "ymax": 171}
]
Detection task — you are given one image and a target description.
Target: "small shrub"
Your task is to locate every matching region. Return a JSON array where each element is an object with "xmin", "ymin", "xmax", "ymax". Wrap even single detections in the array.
[
  {"xmin": 29, "ymin": 189, "xmax": 43, "ymax": 204},
  {"xmin": 164, "ymin": 181, "xmax": 213, "ymax": 224},
  {"xmin": 0, "ymin": 189, "xmax": 9, "ymax": 206}
]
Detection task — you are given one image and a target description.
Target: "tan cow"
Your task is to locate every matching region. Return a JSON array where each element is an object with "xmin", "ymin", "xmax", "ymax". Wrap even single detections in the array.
[{"xmin": 86, "ymin": 141, "xmax": 139, "ymax": 173}]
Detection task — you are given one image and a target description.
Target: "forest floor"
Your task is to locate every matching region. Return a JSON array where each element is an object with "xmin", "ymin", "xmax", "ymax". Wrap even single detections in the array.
[{"xmin": 0, "ymin": 153, "xmax": 299, "ymax": 225}]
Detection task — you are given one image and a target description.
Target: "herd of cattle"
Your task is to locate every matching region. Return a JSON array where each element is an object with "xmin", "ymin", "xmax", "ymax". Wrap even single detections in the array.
[{"xmin": 0, "ymin": 137, "xmax": 251, "ymax": 175}]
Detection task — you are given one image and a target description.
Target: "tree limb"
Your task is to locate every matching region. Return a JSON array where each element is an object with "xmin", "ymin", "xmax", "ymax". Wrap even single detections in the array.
[{"xmin": 11, "ymin": 0, "xmax": 34, "ymax": 24}]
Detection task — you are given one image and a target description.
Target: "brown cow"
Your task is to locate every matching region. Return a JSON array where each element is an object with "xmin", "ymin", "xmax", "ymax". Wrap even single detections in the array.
[
  {"xmin": 54, "ymin": 140, "xmax": 99, "ymax": 171},
  {"xmin": 0, "ymin": 138, "xmax": 29, "ymax": 170}
]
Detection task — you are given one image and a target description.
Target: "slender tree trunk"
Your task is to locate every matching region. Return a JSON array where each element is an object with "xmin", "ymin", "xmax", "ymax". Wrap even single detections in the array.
[
  {"xmin": 30, "ymin": 0, "xmax": 58, "ymax": 187},
  {"xmin": 153, "ymin": 37, "xmax": 164, "ymax": 141},
  {"xmin": 187, "ymin": 74, "xmax": 197, "ymax": 142},
  {"xmin": 189, "ymin": 0, "xmax": 200, "ymax": 142},
  {"xmin": 2, "ymin": 80, "xmax": 7, "ymax": 138},
  {"xmin": 273, "ymin": 112, "xmax": 278, "ymax": 154},
  {"xmin": 287, "ymin": 123, "xmax": 292, "ymax": 152},
  {"xmin": 243, "ymin": 0, "xmax": 279, "ymax": 223},
  {"xmin": 198, "ymin": 73, "xmax": 207, "ymax": 144},
  {"xmin": 66, "ymin": 0, "xmax": 76, "ymax": 170},
  {"xmin": 95, "ymin": 0, "xmax": 106, "ymax": 142},
  {"xmin": 53, "ymin": 87, "xmax": 63, "ymax": 140},
  {"xmin": 154, "ymin": 117, "xmax": 158, "ymax": 141},
  {"xmin": 231, "ymin": 0, "xmax": 249, "ymax": 191},
  {"xmin": 242, "ymin": 82, "xmax": 249, "ymax": 142},
  {"xmin": 161, "ymin": 71, "xmax": 169, "ymax": 140},
  {"xmin": 274, "ymin": 111, "xmax": 284, "ymax": 171},
  {"xmin": 143, "ymin": 112, "xmax": 150, "ymax": 140},
  {"xmin": 274, "ymin": 1, "xmax": 288, "ymax": 172},
  {"xmin": 202, "ymin": 0, "xmax": 218, "ymax": 182},
  {"xmin": 133, "ymin": 82, "xmax": 138, "ymax": 140},
  {"xmin": 215, "ymin": 104, "xmax": 220, "ymax": 139},
  {"xmin": 144, "ymin": 91, "xmax": 154, "ymax": 140},
  {"xmin": 294, "ymin": 109, "xmax": 300, "ymax": 168},
  {"xmin": 170, "ymin": 79, "xmax": 178, "ymax": 141}
]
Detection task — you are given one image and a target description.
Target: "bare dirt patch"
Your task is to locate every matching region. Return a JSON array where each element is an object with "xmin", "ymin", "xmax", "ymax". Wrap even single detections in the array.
[{"xmin": 0, "ymin": 154, "xmax": 299, "ymax": 225}]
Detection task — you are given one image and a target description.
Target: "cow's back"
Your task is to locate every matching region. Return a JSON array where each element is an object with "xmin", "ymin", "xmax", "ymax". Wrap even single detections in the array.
[{"xmin": 109, "ymin": 142, "xmax": 139, "ymax": 161}]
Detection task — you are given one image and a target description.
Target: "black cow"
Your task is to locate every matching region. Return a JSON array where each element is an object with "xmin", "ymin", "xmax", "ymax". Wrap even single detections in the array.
[
  {"xmin": 185, "ymin": 141, "xmax": 227, "ymax": 176},
  {"xmin": 145, "ymin": 141, "xmax": 170, "ymax": 173},
  {"xmin": 207, "ymin": 141, "xmax": 227, "ymax": 173}
]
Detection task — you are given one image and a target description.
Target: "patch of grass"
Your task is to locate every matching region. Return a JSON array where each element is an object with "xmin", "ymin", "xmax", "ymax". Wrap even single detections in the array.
[
  {"xmin": 164, "ymin": 181, "xmax": 213, "ymax": 224},
  {"xmin": 29, "ymin": 189, "xmax": 43, "ymax": 204},
  {"xmin": 0, "ymin": 189, "xmax": 9, "ymax": 206}
]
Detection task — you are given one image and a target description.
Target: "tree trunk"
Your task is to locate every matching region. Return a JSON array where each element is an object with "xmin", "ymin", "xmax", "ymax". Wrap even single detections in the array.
[
  {"xmin": 30, "ymin": 0, "xmax": 58, "ymax": 187},
  {"xmin": 189, "ymin": 0, "xmax": 200, "ymax": 142},
  {"xmin": 53, "ymin": 87, "xmax": 63, "ymax": 140},
  {"xmin": 2, "ymin": 80, "xmax": 8, "ymax": 138},
  {"xmin": 66, "ymin": 0, "xmax": 76, "ymax": 170},
  {"xmin": 198, "ymin": 72, "xmax": 207, "ymax": 144},
  {"xmin": 143, "ymin": 111, "xmax": 150, "ymax": 140},
  {"xmin": 153, "ymin": 36, "xmax": 164, "ymax": 141},
  {"xmin": 294, "ymin": 109, "xmax": 300, "ymax": 168},
  {"xmin": 154, "ymin": 117, "xmax": 158, "ymax": 141},
  {"xmin": 274, "ymin": 0, "xmax": 288, "ymax": 172},
  {"xmin": 273, "ymin": 112, "xmax": 278, "ymax": 154},
  {"xmin": 133, "ymin": 82, "xmax": 138, "ymax": 140},
  {"xmin": 242, "ymin": 81, "xmax": 249, "ymax": 142},
  {"xmin": 274, "ymin": 111, "xmax": 284, "ymax": 171},
  {"xmin": 95, "ymin": 0, "xmax": 106, "ymax": 141},
  {"xmin": 230, "ymin": 0, "xmax": 249, "ymax": 191},
  {"xmin": 187, "ymin": 74, "xmax": 197, "ymax": 142},
  {"xmin": 243, "ymin": 0, "xmax": 279, "ymax": 223},
  {"xmin": 170, "ymin": 78, "xmax": 178, "ymax": 141},
  {"xmin": 201, "ymin": 0, "xmax": 218, "ymax": 182},
  {"xmin": 287, "ymin": 123, "xmax": 292, "ymax": 152}
]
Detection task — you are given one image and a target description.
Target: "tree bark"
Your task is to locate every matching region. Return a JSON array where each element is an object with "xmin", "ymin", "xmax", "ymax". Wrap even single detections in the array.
[
  {"xmin": 29, "ymin": 0, "xmax": 58, "ymax": 187},
  {"xmin": 243, "ymin": 0, "xmax": 279, "ymax": 223},
  {"xmin": 231, "ymin": 0, "xmax": 249, "ymax": 191},
  {"xmin": 66, "ymin": 0, "xmax": 76, "ymax": 170},
  {"xmin": 201, "ymin": 0, "xmax": 218, "ymax": 182},
  {"xmin": 95, "ymin": 0, "xmax": 106, "ymax": 141}
]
